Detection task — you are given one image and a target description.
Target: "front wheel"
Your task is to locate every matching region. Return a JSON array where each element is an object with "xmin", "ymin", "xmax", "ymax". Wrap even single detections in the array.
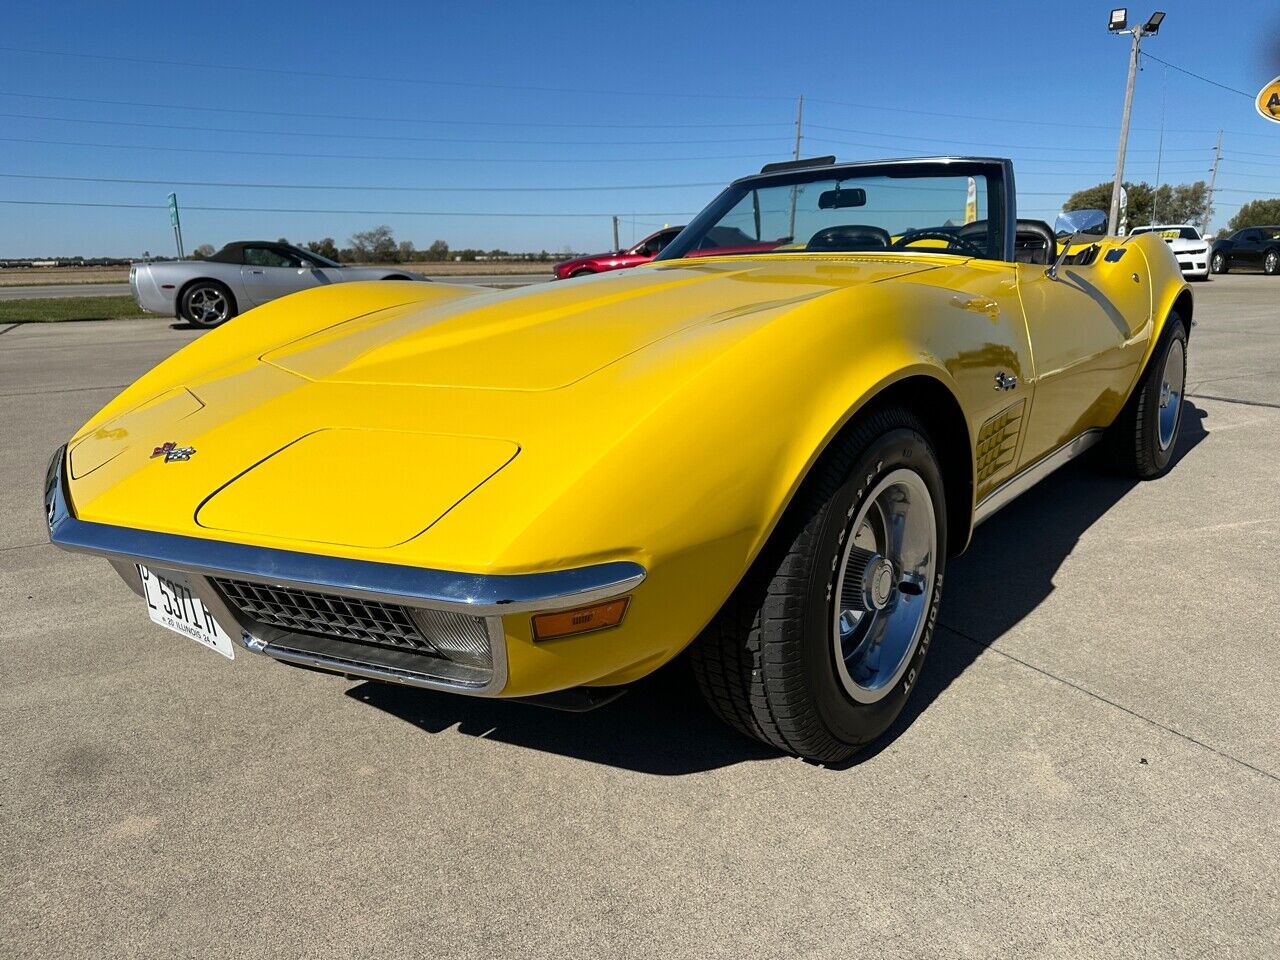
[
  {"xmin": 180, "ymin": 281, "xmax": 236, "ymax": 327},
  {"xmin": 691, "ymin": 406, "xmax": 946, "ymax": 762},
  {"xmin": 1105, "ymin": 315, "xmax": 1187, "ymax": 479},
  {"xmin": 1265, "ymin": 250, "xmax": 1279, "ymax": 276},
  {"xmin": 1210, "ymin": 251, "xmax": 1228, "ymax": 274}
]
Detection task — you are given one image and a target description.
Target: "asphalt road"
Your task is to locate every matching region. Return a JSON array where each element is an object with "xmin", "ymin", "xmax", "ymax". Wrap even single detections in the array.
[
  {"xmin": 0, "ymin": 274, "xmax": 549, "ymax": 300},
  {"xmin": 2, "ymin": 276, "xmax": 1277, "ymax": 958}
]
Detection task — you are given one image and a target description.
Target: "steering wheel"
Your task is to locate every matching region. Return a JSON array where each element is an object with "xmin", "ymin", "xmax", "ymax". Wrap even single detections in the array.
[{"xmin": 890, "ymin": 229, "xmax": 987, "ymax": 257}]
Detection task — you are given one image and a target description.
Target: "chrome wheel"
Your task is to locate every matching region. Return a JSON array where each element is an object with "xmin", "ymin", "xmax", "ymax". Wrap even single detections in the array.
[
  {"xmin": 832, "ymin": 469, "xmax": 937, "ymax": 704},
  {"xmin": 187, "ymin": 286, "xmax": 229, "ymax": 325},
  {"xmin": 1266, "ymin": 251, "xmax": 1279, "ymax": 275},
  {"xmin": 1211, "ymin": 252, "xmax": 1225, "ymax": 274},
  {"xmin": 1158, "ymin": 336, "xmax": 1185, "ymax": 452}
]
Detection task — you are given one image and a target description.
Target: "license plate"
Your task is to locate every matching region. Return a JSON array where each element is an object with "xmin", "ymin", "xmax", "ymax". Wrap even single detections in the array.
[{"xmin": 137, "ymin": 564, "xmax": 234, "ymax": 660}]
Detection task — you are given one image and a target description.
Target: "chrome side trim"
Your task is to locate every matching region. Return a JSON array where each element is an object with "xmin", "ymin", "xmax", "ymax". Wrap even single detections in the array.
[
  {"xmin": 43, "ymin": 445, "xmax": 646, "ymax": 616},
  {"xmin": 973, "ymin": 429, "xmax": 1103, "ymax": 525}
]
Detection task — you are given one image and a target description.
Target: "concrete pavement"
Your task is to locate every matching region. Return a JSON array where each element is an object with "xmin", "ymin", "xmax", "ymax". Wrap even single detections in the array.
[{"xmin": 1, "ymin": 276, "xmax": 1277, "ymax": 958}]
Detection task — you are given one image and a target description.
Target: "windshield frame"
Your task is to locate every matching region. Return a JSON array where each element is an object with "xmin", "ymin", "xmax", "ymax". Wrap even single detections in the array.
[{"xmin": 656, "ymin": 157, "xmax": 1016, "ymax": 264}]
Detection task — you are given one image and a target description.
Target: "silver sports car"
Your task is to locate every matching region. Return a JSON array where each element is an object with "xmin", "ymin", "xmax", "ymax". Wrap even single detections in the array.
[{"xmin": 129, "ymin": 241, "xmax": 430, "ymax": 326}]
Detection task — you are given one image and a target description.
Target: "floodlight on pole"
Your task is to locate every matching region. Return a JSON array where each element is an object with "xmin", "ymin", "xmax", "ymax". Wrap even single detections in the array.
[{"xmin": 1107, "ymin": 11, "xmax": 1165, "ymax": 236}]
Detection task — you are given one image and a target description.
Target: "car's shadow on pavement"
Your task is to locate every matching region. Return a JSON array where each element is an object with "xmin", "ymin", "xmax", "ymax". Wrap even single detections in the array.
[
  {"xmin": 346, "ymin": 656, "xmax": 779, "ymax": 775},
  {"xmin": 350, "ymin": 401, "xmax": 1208, "ymax": 775}
]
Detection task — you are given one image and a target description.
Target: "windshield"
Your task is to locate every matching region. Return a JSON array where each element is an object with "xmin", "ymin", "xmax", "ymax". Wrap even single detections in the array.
[
  {"xmin": 296, "ymin": 246, "xmax": 341, "ymax": 267},
  {"xmin": 661, "ymin": 167, "xmax": 1001, "ymax": 262}
]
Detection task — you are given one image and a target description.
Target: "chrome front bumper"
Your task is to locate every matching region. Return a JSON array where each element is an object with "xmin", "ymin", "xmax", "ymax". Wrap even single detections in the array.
[{"xmin": 43, "ymin": 446, "xmax": 645, "ymax": 696}]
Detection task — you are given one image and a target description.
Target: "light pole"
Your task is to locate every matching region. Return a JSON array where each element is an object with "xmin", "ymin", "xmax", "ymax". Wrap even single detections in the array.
[{"xmin": 1107, "ymin": 9, "xmax": 1165, "ymax": 236}]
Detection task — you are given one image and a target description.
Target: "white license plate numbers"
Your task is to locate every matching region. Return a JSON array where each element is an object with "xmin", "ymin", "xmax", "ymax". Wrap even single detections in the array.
[{"xmin": 137, "ymin": 564, "xmax": 234, "ymax": 660}]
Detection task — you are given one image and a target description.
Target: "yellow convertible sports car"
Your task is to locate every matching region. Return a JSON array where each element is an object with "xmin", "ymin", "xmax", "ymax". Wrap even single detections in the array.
[{"xmin": 44, "ymin": 157, "xmax": 1191, "ymax": 762}]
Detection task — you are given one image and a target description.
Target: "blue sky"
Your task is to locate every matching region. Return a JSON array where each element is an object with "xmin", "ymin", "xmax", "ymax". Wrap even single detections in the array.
[{"xmin": 3, "ymin": 0, "xmax": 1278, "ymax": 256}]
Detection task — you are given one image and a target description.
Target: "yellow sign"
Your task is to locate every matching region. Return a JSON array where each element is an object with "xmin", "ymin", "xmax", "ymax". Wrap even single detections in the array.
[
  {"xmin": 964, "ymin": 177, "xmax": 977, "ymax": 224},
  {"xmin": 1257, "ymin": 75, "xmax": 1280, "ymax": 124}
]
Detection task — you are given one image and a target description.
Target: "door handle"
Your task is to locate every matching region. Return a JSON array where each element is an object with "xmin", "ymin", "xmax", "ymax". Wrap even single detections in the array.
[{"xmin": 250, "ymin": 269, "xmax": 264, "ymax": 274}]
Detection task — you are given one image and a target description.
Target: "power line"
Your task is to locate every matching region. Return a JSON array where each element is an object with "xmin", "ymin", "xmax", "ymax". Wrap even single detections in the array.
[
  {"xmin": 0, "ymin": 45, "xmax": 793, "ymax": 103},
  {"xmin": 808, "ymin": 123, "xmax": 1210, "ymax": 156},
  {"xmin": 0, "ymin": 172, "xmax": 721, "ymax": 193},
  {"xmin": 1138, "ymin": 51, "xmax": 1253, "ymax": 99},
  {"xmin": 0, "ymin": 91, "xmax": 790, "ymax": 130},
  {"xmin": 0, "ymin": 111, "xmax": 791, "ymax": 147},
  {"xmin": 0, "ymin": 135, "xmax": 784, "ymax": 165},
  {"xmin": 0, "ymin": 199, "xmax": 701, "ymax": 217}
]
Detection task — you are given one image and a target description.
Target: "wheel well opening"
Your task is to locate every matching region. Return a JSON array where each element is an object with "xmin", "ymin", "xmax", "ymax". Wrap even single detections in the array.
[
  {"xmin": 852, "ymin": 377, "xmax": 973, "ymax": 557},
  {"xmin": 176, "ymin": 277, "xmax": 236, "ymax": 313},
  {"xmin": 1172, "ymin": 289, "xmax": 1193, "ymax": 338}
]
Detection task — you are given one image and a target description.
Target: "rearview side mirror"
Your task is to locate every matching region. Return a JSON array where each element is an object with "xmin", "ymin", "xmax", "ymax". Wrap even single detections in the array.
[
  {"xmin": 1053, "ymin": 209, "xmax": 1107, "ymax": 240},
  {"xmin": 1048, "ymin": 208, "xmax": 1107, "ymax": 281}
]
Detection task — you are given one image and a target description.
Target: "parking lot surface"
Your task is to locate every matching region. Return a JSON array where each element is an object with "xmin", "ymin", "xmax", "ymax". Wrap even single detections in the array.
[{"xmin": 2, "ymin": 276, "xmax": 1277, "ymax": 958}]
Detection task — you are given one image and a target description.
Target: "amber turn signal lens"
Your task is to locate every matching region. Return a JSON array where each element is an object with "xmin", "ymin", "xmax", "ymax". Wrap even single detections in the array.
[{"xmin": 531, "ymin": 597, "xmax": 630, "ymax": 641}]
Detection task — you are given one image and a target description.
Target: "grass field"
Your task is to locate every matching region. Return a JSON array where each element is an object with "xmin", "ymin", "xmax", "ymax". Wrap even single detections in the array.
[{"xmin": 0, "ymin": 295, "xmax": 149, "ymax": 323}]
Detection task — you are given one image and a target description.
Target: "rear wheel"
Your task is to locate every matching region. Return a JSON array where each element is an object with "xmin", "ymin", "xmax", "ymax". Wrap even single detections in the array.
[
  {"xmin": 1105, "ymin": 315, "xmax": 1187, "ymax": 479},
  {"xmin": 1265, "ymin": 250, "xmax": 1279, "ymax": 276},
  {"xmin": 1210, "ymin": 251, "xmax": 1228, "ymax": 274},
  {"xmin": 691, "ymin": 406, "xmax": 946, "ymax": 762},
  {"xmin": 180, "ymin": 280, "xmax": 236, "ymax": 327}
]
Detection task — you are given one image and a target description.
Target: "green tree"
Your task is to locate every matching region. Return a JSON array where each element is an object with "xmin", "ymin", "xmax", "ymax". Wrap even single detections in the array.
[
  {"xmin": 426, "ymin": 239, "xmax": 450, "ymax": 262},
  {"xmin": 349, "ymin": 225, "xmax": 397, "ymax": 263},
  {"xmin": 190, "ymin": 243, "xmax": 215, "ymax": 260},
  {"xmin": 397, "ymin": 239, "xmax": 416, "ymax": 263},
  {"xmin": 305, "ymin": 237, "xmax": 340, "ymax": 261},
  {"xmin": 1227, "ymin": 198, "xmax": 1280, "ymax": 231},
  {"xmin": 1064, "ymin": 180, "xmax": 1213, "ymax": 232},
  {"xmin": 1063, "ymin": 180, "xmax": 1212, "ymax": 232}
]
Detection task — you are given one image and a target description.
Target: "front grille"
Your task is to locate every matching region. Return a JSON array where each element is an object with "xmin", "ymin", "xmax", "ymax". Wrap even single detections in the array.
[{"xmin": 215, "ymin": 578, "xmax": 436, "ymax": 652}]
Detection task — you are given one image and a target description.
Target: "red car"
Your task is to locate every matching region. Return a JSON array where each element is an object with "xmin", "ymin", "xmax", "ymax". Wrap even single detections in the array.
[{"xmin": 553, "ymin": 227, "xmax": 684, "ymax": 279}]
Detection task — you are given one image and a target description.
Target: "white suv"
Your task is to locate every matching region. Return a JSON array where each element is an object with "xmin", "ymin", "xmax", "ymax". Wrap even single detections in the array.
[{"xmin": 1127, "ymin": 224, "xmax": 1210, "ymax": 281}]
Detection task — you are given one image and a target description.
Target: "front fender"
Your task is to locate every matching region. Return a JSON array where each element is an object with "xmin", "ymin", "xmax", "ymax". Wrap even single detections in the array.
[
  {"xmin": 436, "ymin": 282, "xmax": 977, "ymax": 689},
  {"xmin": 1129, "ymin": 232, "xmax": 1194, "ymax": 368}
]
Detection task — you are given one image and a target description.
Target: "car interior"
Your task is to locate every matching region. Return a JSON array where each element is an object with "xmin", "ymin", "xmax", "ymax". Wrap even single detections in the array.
[
  {"xmin": 797, "ymin": 219, "xmax": 1056, "ymax": 263},
  {"xmin": 805, "ymin": 224, "xmax": 893, "ymax": 252}
]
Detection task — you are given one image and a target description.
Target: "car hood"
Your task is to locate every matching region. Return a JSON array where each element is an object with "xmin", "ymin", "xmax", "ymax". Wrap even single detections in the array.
[
  {"xmin": 65, "ymin": 255, "xmax": 943, "ymax": 561},
  {"xmin": 262, "ymin": 256, "xmax": 939, "ymax": 392}
]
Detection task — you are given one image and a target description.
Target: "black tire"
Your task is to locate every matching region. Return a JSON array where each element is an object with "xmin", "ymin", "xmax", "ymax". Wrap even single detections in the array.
[
  {"xmin": 179, "ymin": 280, "xmax": 237, "ymax": 327},
  {"xmin": 570, "ymin": 269, "xmax": 595, "ymax": 278},
  {"xmin": 1264, "ymin": 249, "xmax": 1280, "ymax": 276},
  {"xmin": 1105, "ymin": 315, "xmax": 1188, "ymax": 479},
  {"xmin": 690, "ymin": 406, "xmax": 947, "ymax": 762},
  {"xmin": 1210, "ymin": 251, "xmax": 1228, "ymax": 274}
]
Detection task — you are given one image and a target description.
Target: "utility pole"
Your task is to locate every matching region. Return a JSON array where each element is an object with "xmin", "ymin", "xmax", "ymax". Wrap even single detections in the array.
[
  {"xmin": 612, "ymin": 215, "xmax": 620, "ymax": 252},
  {"xmin": 1204, "ymin": 129, "xmax": 1222, "ymax": 234},
  {"xmin": 1152, "ymin": 65, "xmax": 1167, "ymax": 225},
  {"xmin": 788, "ymin": 94, "xmax": 804, "ymax": 239},
  {"xmin": 1107, "ymin": 10, "xmax": 1166, "ymax": 236},
  {"xmin": 792, "ymin": 93, "xmax": 804, "ymax": 161}
]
